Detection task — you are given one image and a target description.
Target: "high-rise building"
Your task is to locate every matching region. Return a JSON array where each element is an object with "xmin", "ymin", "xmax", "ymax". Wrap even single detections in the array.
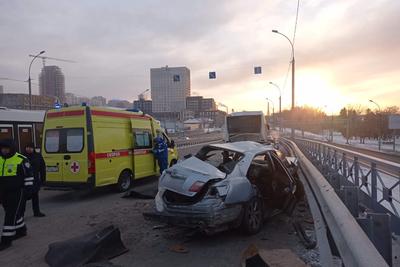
[
  {"xmin": 151, "ymin": 66, "xmax": 190, "ymax": 113},
  {"xmin": 39, "ymin": 66, "xmax": 66, "ymax": 102},
  {"xmin": 0, "ymin": 85, "xmax": 4, "ymax": 94}
]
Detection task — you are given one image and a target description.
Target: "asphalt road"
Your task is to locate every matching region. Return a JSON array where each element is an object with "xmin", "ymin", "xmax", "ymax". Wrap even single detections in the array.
[{"xmin": 0, "ymin": 141, "xmax": 317, "ymax": 267}]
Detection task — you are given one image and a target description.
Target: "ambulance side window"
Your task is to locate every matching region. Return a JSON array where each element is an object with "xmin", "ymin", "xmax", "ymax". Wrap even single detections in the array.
[{"xmin": 134, "ymin": 131, "xmax": 152, "ymax": 149}]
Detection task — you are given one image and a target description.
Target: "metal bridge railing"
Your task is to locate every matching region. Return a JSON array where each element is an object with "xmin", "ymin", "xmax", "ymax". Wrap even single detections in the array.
[
  {"xmin": 295, "ymin": 138, "xmax": 398, "ymax": 266},
  {"xmin": 286, "ymin": 139, "xmax": 389, "ymax": 267}
]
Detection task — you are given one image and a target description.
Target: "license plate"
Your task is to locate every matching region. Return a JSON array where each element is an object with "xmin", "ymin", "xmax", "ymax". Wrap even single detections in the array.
[{"xmin": 46, "ymin": 166, "xmax": 59, "ymax": 172}]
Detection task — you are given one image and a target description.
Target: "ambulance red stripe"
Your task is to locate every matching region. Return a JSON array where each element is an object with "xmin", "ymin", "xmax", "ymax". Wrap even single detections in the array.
[
  {"xmin": 47, "ymin": 110, "xmax": 84, "ymax": 118},
  {"xmin": 95, "ymin": 149, "xmax": 151, "ymax": 159},
  {"xmin": 91, "ymin": 110, "xmax": 150, "ymax": 120}
]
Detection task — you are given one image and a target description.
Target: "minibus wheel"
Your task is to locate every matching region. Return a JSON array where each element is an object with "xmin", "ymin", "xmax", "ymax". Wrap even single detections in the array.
[{"xmin": 117, "ymin": 170, "xmax": 132, "ymax": 192}]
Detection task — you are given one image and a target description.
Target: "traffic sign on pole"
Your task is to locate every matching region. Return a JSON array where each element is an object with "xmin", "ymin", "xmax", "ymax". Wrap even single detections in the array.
[
  {"xmin": 254, "ymin": 66, "xmax": 262, "ymax": 74},
  {"xmin": 209, "ymin": 71, "xmax": 216, "ymax": 79}
]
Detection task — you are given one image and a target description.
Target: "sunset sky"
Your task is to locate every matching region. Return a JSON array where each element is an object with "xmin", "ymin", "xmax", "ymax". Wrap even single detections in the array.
[{"xmin": 0, "ymin": 0, "xmax": 399, "ymax": 114}]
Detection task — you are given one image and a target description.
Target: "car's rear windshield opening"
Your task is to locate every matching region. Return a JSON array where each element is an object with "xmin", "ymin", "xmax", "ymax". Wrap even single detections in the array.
[{"xmin": 195, "ymin": 147, "xmax": 244, "ymax": 174}]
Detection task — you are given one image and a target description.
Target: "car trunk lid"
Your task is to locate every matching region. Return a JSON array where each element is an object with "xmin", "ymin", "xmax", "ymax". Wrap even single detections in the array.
[{"xmin": 159, "ymin": 156, "xmax": 226, "ymax": 197}]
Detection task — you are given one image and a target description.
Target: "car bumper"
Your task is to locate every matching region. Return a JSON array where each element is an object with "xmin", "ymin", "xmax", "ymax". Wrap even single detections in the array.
[{"xmin": 144, "ymin": 192, "xmax": 243, "ymax": 232}]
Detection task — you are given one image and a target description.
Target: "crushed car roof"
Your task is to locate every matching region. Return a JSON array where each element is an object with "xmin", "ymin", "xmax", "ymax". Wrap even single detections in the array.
[{"xmin": 207, "ymin": 141, "xmax": 274, "ymax": 154}]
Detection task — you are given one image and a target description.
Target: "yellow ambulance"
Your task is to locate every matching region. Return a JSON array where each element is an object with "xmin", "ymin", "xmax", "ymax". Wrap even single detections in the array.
[{"xmin": 42, "ymin": 105, "xmax": 178, "ymax": 191}]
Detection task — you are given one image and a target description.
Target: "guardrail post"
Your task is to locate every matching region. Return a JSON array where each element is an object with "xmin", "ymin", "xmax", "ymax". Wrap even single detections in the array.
[
  {"xmin": 371, "ymin": 162, "xmax": 378, "ymax": 209},
  {"xmin": 318, "ymin": 143, "xmax": 322, "ymax": 162},
  {"xmin": 354, "ymin": 157, "xmax": 359, "ymax": 187},
  {"xmin": 342, "ymin": 153, "xmax": 347, "ymax": 179},
  {"xmin": 340, "ymin": 186, "xmax": 359, "ymax": 218},
  {"xmin": 357, "ymin": 213, "xmax": 392, "ymax": 266}
]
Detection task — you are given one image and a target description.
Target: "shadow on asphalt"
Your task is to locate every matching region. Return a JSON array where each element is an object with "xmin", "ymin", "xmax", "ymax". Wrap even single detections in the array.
[{"xmin": 42, "ymin": 175, "xmax": 160, "ymax": 203}]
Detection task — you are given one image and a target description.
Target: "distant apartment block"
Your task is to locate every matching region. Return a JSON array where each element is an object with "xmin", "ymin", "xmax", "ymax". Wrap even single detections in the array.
[
  {"xmin": 0, "ymin": 93, "xmax": 56, "ymax": 110},
  {"xmin": 39, "ymin": 65, "xmax": 66, "ymax": 102},
  {"xmin": 186, "ymin": 96, "xmax": 217, "ymax": 116},
  {"xmin": 0, "ymin": 85, "xmax": 3, "ymax": 94},
  {"xmin": 151, "ymin": 66, "xmax": 190, "ymax": 113},
  {"xmin": 90, "ymin": 96, "xmax": 107, "ymax": 106},
  {"xmin": 133, "ymin": 98, "xmax": 152, "ymax": 114},
  {"xmin": 108, "ymin": 99, "xmax": 132, "ymax": 108}
]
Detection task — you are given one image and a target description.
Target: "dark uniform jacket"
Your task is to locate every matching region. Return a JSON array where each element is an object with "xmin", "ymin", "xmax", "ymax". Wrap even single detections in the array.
[{"xmin": 24, "ymin": 152, "xmax": 46, "ymax": 193}]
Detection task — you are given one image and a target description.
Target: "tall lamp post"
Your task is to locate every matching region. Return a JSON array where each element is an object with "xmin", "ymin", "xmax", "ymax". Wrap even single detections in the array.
[
  {"xmin": 266, "ymin": 98, "xmax": 275, "ymax": 128},
  {"xmin": 369, "ymin": 99, "xmax": 382, "ymax": 150},
  {"xmin": 269, "ymin": 81, "xmax": 282, "ymax": 131},
  {"xmin": 28, "ymin": 50, "xmax": 45, "ymax": 110},
  {"xmin": 272, "ymin": 29, "xmax": 295, "ymax": 137}
]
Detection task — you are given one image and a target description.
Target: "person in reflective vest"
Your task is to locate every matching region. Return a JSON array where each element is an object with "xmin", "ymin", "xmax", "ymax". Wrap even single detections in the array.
[
  {"xmin": 152, "ymin": 136, "xmax": 168, "ymax": 174},
  {"xmin": 0, "ymin": 139, "xmax": 34, "ymax": 251}
]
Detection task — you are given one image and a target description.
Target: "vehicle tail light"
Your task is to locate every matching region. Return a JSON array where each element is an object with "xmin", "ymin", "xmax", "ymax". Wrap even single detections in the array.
[
  {"xmin": 88, "ymin": 152, "xmax": 96, "ymax": 174},
  {"xmin": 189, "ymin": 181, "xmax": 205, "ymax": 192}
]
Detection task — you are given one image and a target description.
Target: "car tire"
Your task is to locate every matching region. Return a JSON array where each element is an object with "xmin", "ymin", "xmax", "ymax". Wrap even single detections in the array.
[
  {"xmin": 117, "ymin": 170, "xmax": 132, "ymax": 192},
  {"xmin": 241, "ymin": 196, "xmax": 263, "ymax": 235}
]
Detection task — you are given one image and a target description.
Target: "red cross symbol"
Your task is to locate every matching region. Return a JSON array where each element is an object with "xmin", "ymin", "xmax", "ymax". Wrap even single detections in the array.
[{"xmin": 70, "ymin": 161, "xmax": 80, "ymax": 173}]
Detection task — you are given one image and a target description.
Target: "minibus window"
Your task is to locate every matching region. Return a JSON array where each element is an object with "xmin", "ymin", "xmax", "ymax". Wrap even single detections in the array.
[
  {"xmin": 45, "ymin": 130, "xmax": 60, "ymax": 153},
  {"xmin": 66, "ymin": 128, "xmax": 84, "ymax": 152}
]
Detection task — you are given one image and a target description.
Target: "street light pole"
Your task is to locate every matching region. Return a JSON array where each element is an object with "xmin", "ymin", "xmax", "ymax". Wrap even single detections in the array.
[
  {"xmin": 266, "ymin": 98, "xmax": 275, "ymax": 128},
  {"xmin": 28, "ymin": 50, "xmax": 45, "ymax": 110},
  {"xmin": 369, "ymin": 99, "xmax": 382, "ymax": 150},
  {"xmin": 269, "ymin": 81, "xmax": 282, "ymax": 131},
  {"xmin": 272, "ymin": 30, "xmax": 295, "ymax": 137}
]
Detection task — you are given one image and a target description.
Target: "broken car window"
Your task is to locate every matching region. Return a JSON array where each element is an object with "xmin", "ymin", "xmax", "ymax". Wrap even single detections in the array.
[{"xmin": 195, "ymin": 147, "xmax": 243, "ymax": 174}]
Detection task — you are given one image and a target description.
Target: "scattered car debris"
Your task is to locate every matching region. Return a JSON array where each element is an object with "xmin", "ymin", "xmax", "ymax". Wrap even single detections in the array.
[
  {"xmin": 292, "ymin": 220, "xmax": 317, "ymax": 249},
  {"xmin": 152, "ymin": 224, "xmax": 168, "ymax": 230},
  {"xmin": 145, "ymin": 141, "xmax": 304, "ymax": 235},
  {"xmin": 84, "ymin": 261, "xmax": 124, "ymax": 267},
  {"xmin": 45, "ymin": 225, "xmax": 128, "ymax": 267},
  {"xmin": 241, "ymin": 244, "xmax": 307, "ymax": 267},
  {"xmin": 169, "ymin": 244, "xmax": 189, "ymax": 254}
]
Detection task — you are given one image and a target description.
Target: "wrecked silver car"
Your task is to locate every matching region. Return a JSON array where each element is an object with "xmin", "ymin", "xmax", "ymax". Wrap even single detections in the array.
[{"xmin": 144, "ymin": 141, "xmax": 303, "ymax": 235}]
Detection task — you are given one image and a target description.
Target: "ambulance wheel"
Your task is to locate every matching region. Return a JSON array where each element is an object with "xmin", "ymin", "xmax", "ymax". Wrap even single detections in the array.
[
  {"xmin": 117, "ymin": 170, "xmax": 132, "ymax": 192},
  {"xmin": 169, "ymin": 159, "xmax": 177, "ymax": 167}
]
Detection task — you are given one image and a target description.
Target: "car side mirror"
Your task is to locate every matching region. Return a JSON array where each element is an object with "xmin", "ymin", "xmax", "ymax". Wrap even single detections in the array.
[{"xmin": 184, "ymin": 154, "xmax": 192, "ymax": 159}]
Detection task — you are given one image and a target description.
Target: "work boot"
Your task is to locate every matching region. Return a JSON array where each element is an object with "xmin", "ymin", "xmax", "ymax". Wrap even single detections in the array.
[
  {"xmin": 0, "ymin": 238, "xmax": 12, "ymax": 251},
  {"xmin": 34, "ymin": 212, "xmax": 46, "ymax": 217}
]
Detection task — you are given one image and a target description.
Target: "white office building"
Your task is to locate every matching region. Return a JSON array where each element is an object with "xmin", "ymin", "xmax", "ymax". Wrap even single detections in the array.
[{"xmin": 151, "ymin": 66, "xmax": 190, "ymax": 113}]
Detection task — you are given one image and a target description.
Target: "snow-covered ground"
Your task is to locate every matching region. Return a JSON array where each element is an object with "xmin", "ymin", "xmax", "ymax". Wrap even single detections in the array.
[{"xmin": 283, "ymin": 128, "xmax": 400, "ymax": 154}]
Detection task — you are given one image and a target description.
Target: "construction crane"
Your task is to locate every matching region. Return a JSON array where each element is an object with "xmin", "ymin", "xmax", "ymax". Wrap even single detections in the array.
[{"xmin": 28, "ymin": 55, "xmax": 77, "ymax": 67}]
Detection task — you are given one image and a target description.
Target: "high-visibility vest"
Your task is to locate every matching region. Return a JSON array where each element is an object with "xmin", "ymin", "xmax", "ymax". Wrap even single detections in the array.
[{"xmin": 0, "ymin": 153, "xmax": 26, "ymax": 177}]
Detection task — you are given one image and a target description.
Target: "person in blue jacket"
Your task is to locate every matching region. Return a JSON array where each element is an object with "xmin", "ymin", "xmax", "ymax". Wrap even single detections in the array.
[{"xmin": 153, "ymin": 136, "xmax": 168, "ymax": 174}]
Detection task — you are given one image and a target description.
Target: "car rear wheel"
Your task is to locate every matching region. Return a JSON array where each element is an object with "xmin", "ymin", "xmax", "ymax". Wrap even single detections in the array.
[
  {"xmin": 117, "ymin": 170, "xmax": 132, "ymax": 192},
  {"xmin": 241, "ymin": 196, "xmax": 263, "ymax": 234}
]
